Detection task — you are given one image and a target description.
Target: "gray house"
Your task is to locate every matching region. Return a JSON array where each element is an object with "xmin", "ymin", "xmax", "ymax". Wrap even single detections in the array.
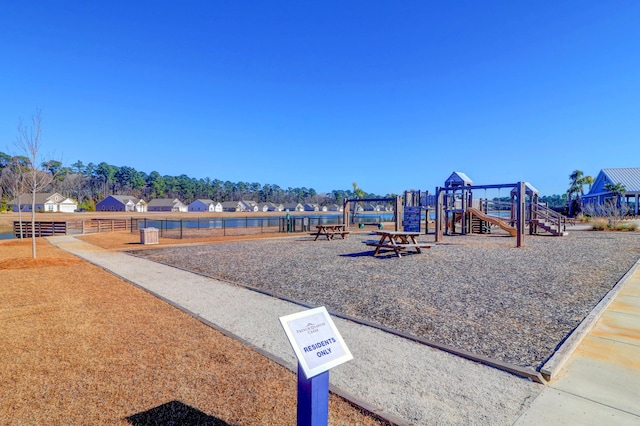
[
  {"xmin": 221, "ymin": 201, "xmax": 244, "ymax": 212},
  {"xmin": 582, "ymin": 168, "xmax": 640, "ymax": 215},
  {"xmin": 258, "ymin": 202, "xmax": 283, "ymax": 212},
  {"xmin": 147, "ymin": 198, "xmax": 188, "ymax": 212},
  {"xmin": 303, "ymin": 203, "xmax": 319, "ymax": 212},
  {"xmin": 282, "ymin": 203, "xmax": 304, "ymax": 212}
]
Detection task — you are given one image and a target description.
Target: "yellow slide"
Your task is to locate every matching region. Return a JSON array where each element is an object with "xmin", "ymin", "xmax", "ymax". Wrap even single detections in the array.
[{"xmin": 468, "ymin": 208, "xmax": 517, "ymax": 237}]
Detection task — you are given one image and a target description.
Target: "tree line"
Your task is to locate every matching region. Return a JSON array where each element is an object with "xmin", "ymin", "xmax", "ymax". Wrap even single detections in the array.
[
  {"xmin": 0, "ymin": 153, "xmax": 396, "ymax": 210},
  {"xmin": 2, "ymin": 148, "xmax": 583, "ymax": 213}
]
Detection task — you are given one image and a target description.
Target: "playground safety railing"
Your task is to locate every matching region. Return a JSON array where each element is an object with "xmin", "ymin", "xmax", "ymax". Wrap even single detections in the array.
[{"xmin": 530, "ymin": 203, "xmax": 572, "ymax": 233}]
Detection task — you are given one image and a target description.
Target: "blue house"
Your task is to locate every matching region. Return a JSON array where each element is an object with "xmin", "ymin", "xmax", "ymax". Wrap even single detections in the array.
[
  {"xmin": 582, "ymin": 168, "xmax": 640, "ymax": 215},
  {"xmin": 96, "ymin": 195, "xmax": 147, "ymax": 212}
]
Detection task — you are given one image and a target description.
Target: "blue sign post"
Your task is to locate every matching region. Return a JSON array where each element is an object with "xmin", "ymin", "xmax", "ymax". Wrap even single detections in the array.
[
  {"xmin": 280, "ymin": 307, "xmax": 353, "ymax": 426},
  {"xmin": 297, "ymin": 364, "xmax": 329, "ymax": 426}
]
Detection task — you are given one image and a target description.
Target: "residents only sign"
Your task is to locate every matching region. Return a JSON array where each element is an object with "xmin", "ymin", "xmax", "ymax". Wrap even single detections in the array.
[{"xmin": 280, "ymin": 306, "xmax": 353, "ymax": 378}]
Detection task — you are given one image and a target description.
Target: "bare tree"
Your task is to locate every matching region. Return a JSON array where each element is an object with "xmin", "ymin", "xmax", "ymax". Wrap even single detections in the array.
[
  {"xmin": 16, "ymin": 109, "xmax": 53, "ymax": 258},
  {"xmin": 0, "ymin": 157, "xmax": 29, "ymax": 239}
]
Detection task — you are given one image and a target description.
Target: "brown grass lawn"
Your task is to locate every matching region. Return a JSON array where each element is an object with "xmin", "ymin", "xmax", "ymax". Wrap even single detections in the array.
[{"xmin": 0, "ymin": 235, "xmax": 384, "ymax": 425}]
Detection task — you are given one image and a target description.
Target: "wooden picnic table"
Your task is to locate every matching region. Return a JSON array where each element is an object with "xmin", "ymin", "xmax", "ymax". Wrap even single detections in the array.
[
  {"xmin": 366, "ymin": 230, "xmax": 432, "ymax": 257},
  {"xmin": 313, "ymin": 224, "xmax": 350, "ymax": 241}
]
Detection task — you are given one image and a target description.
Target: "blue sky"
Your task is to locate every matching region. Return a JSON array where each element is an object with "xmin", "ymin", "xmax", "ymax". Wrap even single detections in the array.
[{"xmin": 1, "ymin": 1, "xmax": 638, "ymax": 197}]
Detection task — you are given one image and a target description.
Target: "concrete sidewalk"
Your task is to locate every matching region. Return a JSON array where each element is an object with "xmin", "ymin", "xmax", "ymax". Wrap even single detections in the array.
[
  {"xmin": 49, "ymin": 235, "xmax": 639, "ymax": 425},
  {"xmin": 515, "ymin": 261, "xmax": 640, "ymax": 425}
]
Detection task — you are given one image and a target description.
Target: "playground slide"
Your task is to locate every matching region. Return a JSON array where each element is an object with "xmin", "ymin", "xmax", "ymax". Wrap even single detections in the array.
[{"xmin": 467, "ymin": 208, "xmax": 517, "ymax": 237}]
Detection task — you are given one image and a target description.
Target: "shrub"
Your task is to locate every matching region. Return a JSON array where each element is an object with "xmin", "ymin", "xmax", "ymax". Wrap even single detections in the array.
[
  {"xmin": 614, "ymin": 222, "xmax": 638, "ymax": 232},
  {"xmin": 591, "ymin": 217, "xmax": 609, "ymax": 231},
  {"xmin": 78, "ymin": 200, "xmax": 96, "ymax": 212}
]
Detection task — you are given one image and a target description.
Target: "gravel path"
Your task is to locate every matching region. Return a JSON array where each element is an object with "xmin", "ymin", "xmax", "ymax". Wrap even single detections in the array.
[{"xmin": 130, "ymin": 231, "xmax": 640, "ymax": 371}]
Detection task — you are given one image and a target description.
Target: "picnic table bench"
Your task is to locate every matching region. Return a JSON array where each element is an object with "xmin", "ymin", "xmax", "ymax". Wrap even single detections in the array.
[
  {"xmin": 312, "ymin": 224, "xmax": 350, "ymax": 241},
  {"xmin": 366, "ymin": 230, "xmax": 432, "ymax": 257}
]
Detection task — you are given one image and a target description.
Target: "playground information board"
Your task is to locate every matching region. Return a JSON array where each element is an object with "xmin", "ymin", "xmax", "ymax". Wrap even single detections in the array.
[
  {"xmin": 403, "ymin": 206, "xmax": 421, "ymax": 232},
  {"xmin": 279, "ymin": 306, "xmax": 353, "ymax": 378}
]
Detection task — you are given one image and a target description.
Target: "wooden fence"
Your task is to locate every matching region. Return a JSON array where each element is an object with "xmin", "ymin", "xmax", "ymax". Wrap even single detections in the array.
[
  {"xmin": 14, "ymin": 219, "xmax": 131, "ymax": 237},
  {"xmin": 69, "ymin": 219, "xmax": 131, "ymax": 234},
  {"xmin": 13, "ymin": 221, "xmax": 67, "ymax": 237}
]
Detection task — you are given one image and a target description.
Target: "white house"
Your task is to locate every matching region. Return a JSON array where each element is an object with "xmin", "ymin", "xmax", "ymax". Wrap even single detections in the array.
[
  {"xmin": 188, "ymin": 199, "xmax": 223, "ymax": 212},
  {"xmin": 258, "ymin": 202, "xmax": 283, "ymax": 212},
  {"xmin": 9, "ymin": 193, "xmax": 78, "ymax": 213}
]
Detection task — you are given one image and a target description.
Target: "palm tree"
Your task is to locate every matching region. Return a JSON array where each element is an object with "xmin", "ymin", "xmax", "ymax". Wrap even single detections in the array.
[
  {"xmin": 567, "ymin": 170, "xmax": 594, "ymax": 217},
  {"xmin": 582, "ymin": 175, "xmax": 594, "ymax": 192},
  {"xmin": 568, "ymin": 170, "xmax": 584, "ymax": 216},
  {"xmin": 604, "ymin": 182, "xmax": 626, "ymax": 208}
]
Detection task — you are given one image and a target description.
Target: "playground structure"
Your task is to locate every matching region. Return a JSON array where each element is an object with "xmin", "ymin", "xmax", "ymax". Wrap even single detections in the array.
[
  {"xmin": 337, "ymin": 173, "xmax": 570, "ymax": 248},
  {"xmin": 432, "ymin": 172, "xmax": 570, "ymax": 247}
]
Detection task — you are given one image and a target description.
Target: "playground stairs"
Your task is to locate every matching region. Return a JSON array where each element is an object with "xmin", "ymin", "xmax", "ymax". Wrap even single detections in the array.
[
  {"xmin": 530, "ymin": 204, "xmax": 569, "ymax": 237},
  {"xmin": 471, "ymin": 217, "xmax": 491, "ymax": 234},
  {"xmin": 530, "ymin": 218, "xmax": 568, "ymax": 236}
]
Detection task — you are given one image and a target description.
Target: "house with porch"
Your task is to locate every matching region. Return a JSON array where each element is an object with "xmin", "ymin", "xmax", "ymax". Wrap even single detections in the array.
[
  {"xmin": 582, "ymin": 168, "xmax": 640, "ymax": 216},
  {"xmin": 9, "ymin": 192, "xmax": 78, "ymax": 213}
]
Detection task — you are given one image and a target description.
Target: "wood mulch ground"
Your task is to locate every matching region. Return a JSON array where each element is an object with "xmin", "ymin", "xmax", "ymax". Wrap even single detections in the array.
[{"xmin": 0, "ymin": 237, "xmax": 385, "ymax": 425}]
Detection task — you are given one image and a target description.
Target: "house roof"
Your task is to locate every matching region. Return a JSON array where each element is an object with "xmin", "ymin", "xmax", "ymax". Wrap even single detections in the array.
[
  {"xmin": 108, "ymin": 195, "xmax": 144, "ymax": 204},
  {"xmin": 282, "ymin": 202, "xmax": 302, "ymax": 208},
  {"xmin": 192, "ymin": 199, "xmax": 215, "ymax": 204},
  {"xmin": 601, "ymin": 168, "xmax": 640, "ymax": 192},
  {"xmin": 9, "ymin": 192, "xmax": 66, "ymax": 205},
  {"xmin": 586, "ymin": 168, "xmax": 640, "ymax": 196},
  {"xmin": 148, "ymin": 198, "xmax": 183, "ymax": 207}
]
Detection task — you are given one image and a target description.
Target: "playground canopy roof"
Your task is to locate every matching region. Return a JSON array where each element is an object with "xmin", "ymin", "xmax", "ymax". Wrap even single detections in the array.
[{"xmin": 445, "ymin": 171, "xmax": 473, "ymax": 187}]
